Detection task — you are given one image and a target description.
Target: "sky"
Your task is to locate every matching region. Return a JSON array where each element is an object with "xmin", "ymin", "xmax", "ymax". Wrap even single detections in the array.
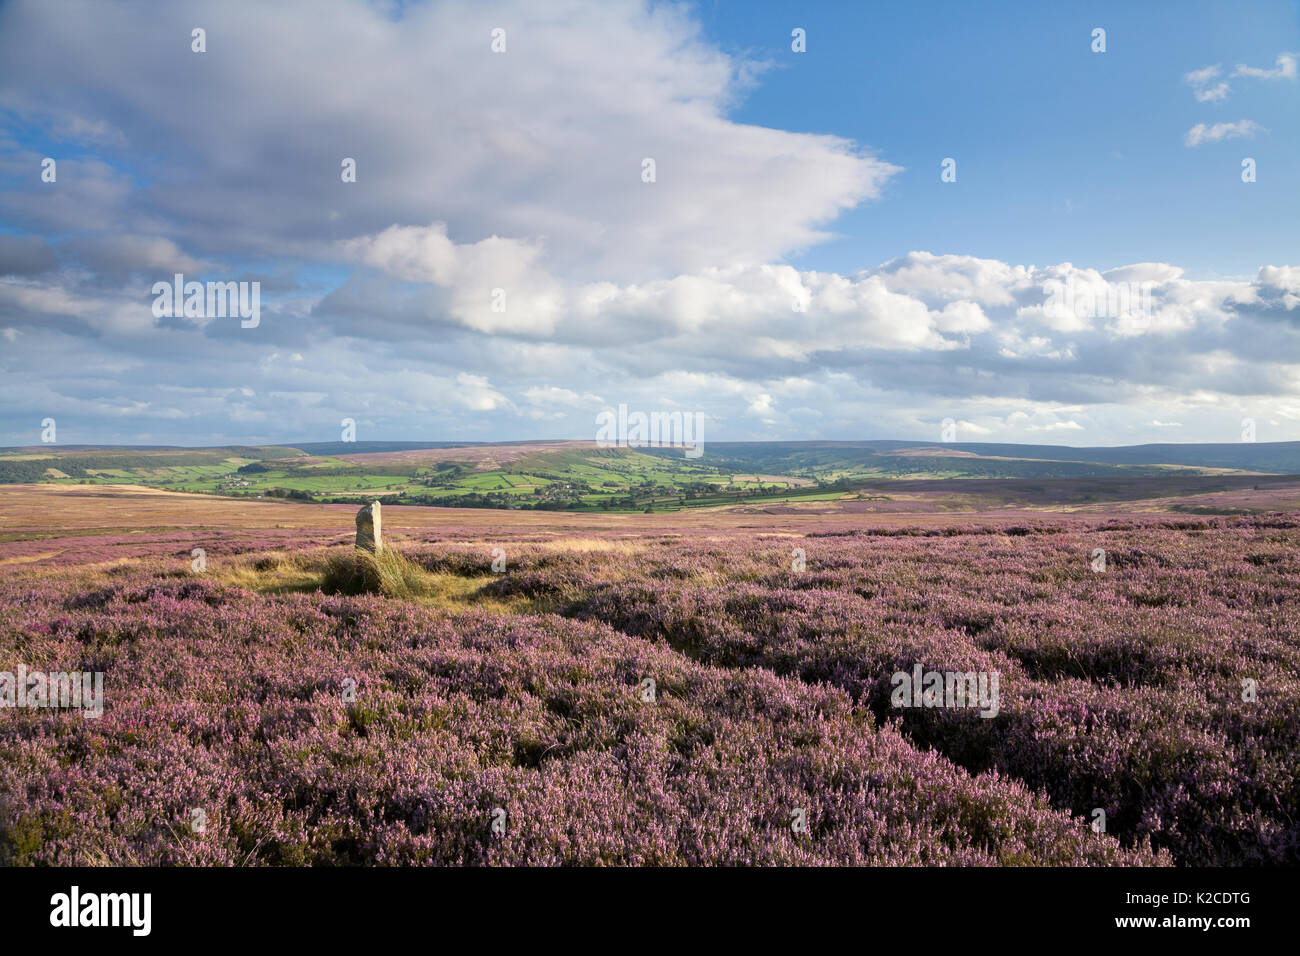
[{"xmin": 0, "ymin": 0, "xmax": 1298, "ymax": 448}]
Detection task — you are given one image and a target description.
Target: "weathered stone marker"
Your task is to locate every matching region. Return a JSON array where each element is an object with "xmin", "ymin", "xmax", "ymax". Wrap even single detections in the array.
[{"xmin": 355, "ymin": 501, "xmax": 382, "ymax": 553}]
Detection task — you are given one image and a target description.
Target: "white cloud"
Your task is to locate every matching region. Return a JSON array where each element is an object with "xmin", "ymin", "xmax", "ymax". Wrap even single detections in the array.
[
  {"xmin": 1193, "ymin": 82, "xmax": 1230, "ymax": 103},
  {"xmin": 1185, "ymin": 63, "xmax": 1230, "ymax": 101},
  {"xmin": 0, "ymin": 0, "xmax": 899, "ymax": 283},
  {"xmin": 1232, "ymin": 52, "xmax": 1298, "ymax": 81},
  {"xmin": 1025, "ymin": 420, "xmax": 1084, "ymax": 432},
  {"xmin": 1183, "ymin": 53, "xmax": 1297, "ymax": 105},
  {"xmin": 453, "ymin": 373, "xmax": 509, "ymax": 412},
  {"xmin": 934, "ymin": 300, "xmax": 992, "ymax": 335},
  {"xmin": 1185, "ymin": 64, "xmax": 1223, "ymax": 86},
  {"xmin": 746, "ymin": 393, "xmax": 776, "ymax": 421},
  {"xmin": 341, "ymin": 223, "xmax": 563, "ymax": 335},
  {"xmin": 0, "ymin": 2, "xmax": 1297, "ymax": 446},
  {"xmin": 870, "ymin": 252, "xmax": 1031, "ymax": 307},
  {"xmin": 997, "ymin": 331, "xmax": 1073, "ymax": 361},
  {"xmin": 8, "ymin": 242, "xmax": 1300, "ymax": 446},
  {"xmin": 1257, "ymin": 265, "xmax": 1300, "ymax": 309},
  {"xmin": 1183, "ymin": 120, "xmax": 1265, "ymax": 147},
  {"xmin": 523, "ymin": 386, "xmax": 603, "ymax": 408}
]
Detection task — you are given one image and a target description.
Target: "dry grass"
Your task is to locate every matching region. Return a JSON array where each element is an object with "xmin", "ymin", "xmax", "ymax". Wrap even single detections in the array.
[
  {"xmin": 319, "ymin": 548, "xmax": 433, "ymax": 600},
  {"xmin": 533, "ymin": 536, "xmax": 640, "ymax": 554},
  {"xmin": 217, "ymin": 553, "xmax": 322, "ymax": 594},
  {"xmin": 317, "ymin": 547, "xmax": 539, "ymax": 611},
  {"xmin": 208, "ymin": 546, "xmax": 534, "ymax": 612},
  {"xmin": 0, "ymin": 550, "xmax": 65, "ymax": 566}
]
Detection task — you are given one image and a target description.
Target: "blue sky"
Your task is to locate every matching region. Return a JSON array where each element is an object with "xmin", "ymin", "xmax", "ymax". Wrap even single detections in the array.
[
  {"xmin": 0, "ymin": 0, "xmax": 1298, "ymax": 448},
  {"xmin": 700, "ymin": 0, "xmax": 1299, "ymax": 278}
]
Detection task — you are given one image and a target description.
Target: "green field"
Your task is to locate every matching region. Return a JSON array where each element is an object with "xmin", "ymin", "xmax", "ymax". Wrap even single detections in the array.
[
  {"xmin": 0, "ymin": 444, "xmax": 803, "ymax": 512},
  {"xmin": 1, "ymin": 438, "xmax": 1289, "ymax": 513}
]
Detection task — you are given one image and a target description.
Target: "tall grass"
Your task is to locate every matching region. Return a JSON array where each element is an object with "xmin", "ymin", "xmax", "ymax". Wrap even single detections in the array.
[{"xmin": 320, "ymin": 547, "xmax": 429, "ymax": 599}]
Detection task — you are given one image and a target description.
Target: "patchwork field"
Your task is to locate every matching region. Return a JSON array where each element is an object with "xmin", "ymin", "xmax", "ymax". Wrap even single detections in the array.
[
  {"xmin": 1, "ymin": 484, "xmax": 1297, "ymax": 866},
  {"xmin": 8, "ymin": 440, "xmax": 1298, "ymax": 515}
]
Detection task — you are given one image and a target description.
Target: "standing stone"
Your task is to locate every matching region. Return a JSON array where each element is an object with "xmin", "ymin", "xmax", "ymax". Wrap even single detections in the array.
[{"xmin": 355, "ymin": 501, "xmax": 382, "ymax": 553}]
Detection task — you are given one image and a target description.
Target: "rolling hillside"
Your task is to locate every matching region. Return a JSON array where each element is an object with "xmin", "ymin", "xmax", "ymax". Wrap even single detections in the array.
[{"xmin": 4, "ymin": 438, "xmax": 1299, "ymax": 513}]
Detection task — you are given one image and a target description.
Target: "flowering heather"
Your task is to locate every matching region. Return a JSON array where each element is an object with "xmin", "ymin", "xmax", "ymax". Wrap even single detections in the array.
[
  {"xmin": 3, "ymin": 510, "xmax": 1297, "ymax": 866},
  {"xmin": 0, "ymin": 571, "xmax": 1158, "ymax": 866},
  {"xmin": 559, "ymin": 517, "xmax": 1300, "ymax": 865}
]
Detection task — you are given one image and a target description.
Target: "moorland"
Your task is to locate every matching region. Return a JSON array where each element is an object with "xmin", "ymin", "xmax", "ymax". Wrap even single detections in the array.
[{"xmin": 1, "ymin": 470, "xmax": 1297, "ymax": 866}]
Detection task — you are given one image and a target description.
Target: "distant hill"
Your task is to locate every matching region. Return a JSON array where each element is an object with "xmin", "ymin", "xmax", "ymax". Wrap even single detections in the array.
[
  {"xmin": 7, "ymin": 437, "xmax": 1298, "ymax": 474},
  {"xmin": 921, "ymin": 440, "xmax": 1300, "ymax": 472},
  {"xmin": 5, "ymin": 440, "xmax": 1300, "ymax": 513},
  {"xmin": 648, "ymin": 440, "xmax": 1300, "ymax": 475},
  {"xmin": 0, "ymin": 444, "xmax": 305, "ymax": 456},
  {"xmin": 291, "ymin": 440, "xmax": 481, "ymax": 457}
]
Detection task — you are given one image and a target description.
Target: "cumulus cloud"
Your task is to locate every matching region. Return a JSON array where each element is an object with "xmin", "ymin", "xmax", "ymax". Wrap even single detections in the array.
[
  {"xmin": 870, "ymin": 252, "xmax": 1030, "ymax": 308},
  {"xmin": 1193, "ymin": 83, "xmax": 1230, "ymax": 103},
  {"xmin": 1185, "ymin": 64, "xmax": 1230, "ymax": 102},
  {"xmin": 1183, "ymin": 52, "xmax": 1297, "ymax": 103},
  {"xmin": 6, "ymin": 240, "xmax": 1298, "ymax": 444},
  {"xmin": 1232, "ymin": 52, "xmax": 1298, "ymax": 81},
  {"xmin": 453, "ymin": 373, "xmax": 510, "ymax": 412},
  {"xmin": 746, "ymin": 393, "xmax": 776, "ymax": 421},
  {"xmin": 1185, "ymin": 64, "xmax": 1223, "ymax": 86},
  {"xmin": 1183, "ymin": 119, "xmax": 1265, "ymax": 147},
  {"xmin": 0, "ymin": 0, "xmax": 898, "ymax": 283},
  {"xmin": 0, "ymin": 1, "xmax": 1296, "ymax": 447}
]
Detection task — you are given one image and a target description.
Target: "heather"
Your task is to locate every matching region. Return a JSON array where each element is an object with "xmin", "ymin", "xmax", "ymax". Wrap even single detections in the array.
[
  {"xmin": 2, "ymin": 511, "xmax": 1296, "ymax": 865},
  {"xmin": 0, "ymin": 571, "xmax": 1158, "ymax": 866},
  {"xmin": 553, "ymin": 518, "xmax": 1300, "ymax": 865}
]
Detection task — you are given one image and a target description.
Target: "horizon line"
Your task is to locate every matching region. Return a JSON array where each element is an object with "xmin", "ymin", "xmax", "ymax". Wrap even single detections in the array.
[{"xmin": 4, "ymin": 437, "xmax": 1298, "ymax": 452}]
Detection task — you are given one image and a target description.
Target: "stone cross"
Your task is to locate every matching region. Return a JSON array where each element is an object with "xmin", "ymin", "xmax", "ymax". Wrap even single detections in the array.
[{"xmin": 355, "ymin": 501, "xmax": 382, "ymax": 553}]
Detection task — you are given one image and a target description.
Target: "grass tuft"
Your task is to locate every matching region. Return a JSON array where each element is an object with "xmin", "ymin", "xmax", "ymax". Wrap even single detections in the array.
[
  {"xmin": 212, "ymin": 545, "xmax": 538, "ymax": 612},
  {"xmin": 320, "ymin": 547, "xmax": 432, "ymax": 600}
]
